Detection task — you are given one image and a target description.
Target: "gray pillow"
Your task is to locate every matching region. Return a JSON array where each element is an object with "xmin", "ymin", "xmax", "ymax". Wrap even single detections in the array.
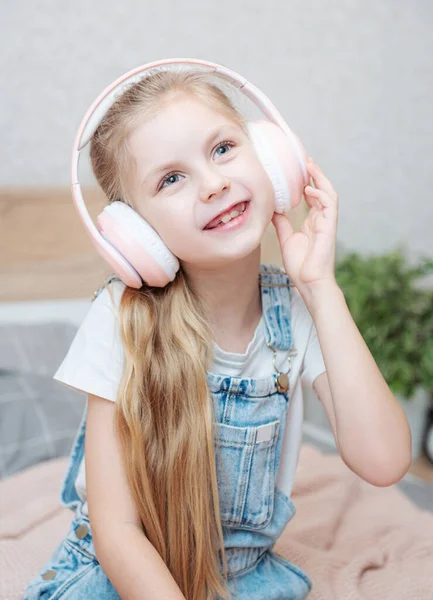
[
  {"xmin": 0, "ymin": 322, "xmax": 86, "ymax": 478},
  {"xmin": 0, "ymin": 321, "xmax": 79, "ymax": 376}
]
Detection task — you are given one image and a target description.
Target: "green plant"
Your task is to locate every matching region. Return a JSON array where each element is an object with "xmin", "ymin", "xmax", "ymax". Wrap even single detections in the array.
[{"xmin": 334, "ymin": 246, "xmax": 433, "ymax": 400}]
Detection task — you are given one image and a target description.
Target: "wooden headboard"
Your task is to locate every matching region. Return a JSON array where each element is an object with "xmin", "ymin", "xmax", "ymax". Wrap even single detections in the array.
[{"xmin": 0, "ymin": 188, "xmax": 307, "ymax": 302}]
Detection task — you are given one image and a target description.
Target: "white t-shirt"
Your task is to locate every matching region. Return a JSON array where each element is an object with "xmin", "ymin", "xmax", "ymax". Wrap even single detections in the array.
[{"xmin": 53, "ymin": 278, "xmax": 326, "ymax": 515}]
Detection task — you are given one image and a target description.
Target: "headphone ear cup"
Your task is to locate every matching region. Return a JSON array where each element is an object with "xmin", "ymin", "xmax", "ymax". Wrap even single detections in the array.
[
  {"xmin": 247, "ymin": 120, "xmax": 308, "ymax": 213},
  {"xmin": 96, "ymin": 201, "xmax": 180, "ymax": 288}
]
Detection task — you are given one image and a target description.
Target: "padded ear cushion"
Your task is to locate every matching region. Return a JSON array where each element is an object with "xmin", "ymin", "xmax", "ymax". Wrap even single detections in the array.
[
  {"xmin": 247, "ymin": 120, "xmax": 308, "ymax": 213},
  {"xmin": 96, "ymin": 201, "xmax": 180, "ymax": 288}
]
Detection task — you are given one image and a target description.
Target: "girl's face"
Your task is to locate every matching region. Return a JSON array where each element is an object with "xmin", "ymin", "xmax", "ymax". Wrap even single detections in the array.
[{"xmin": 128, "ymin": 93, "xmax": 276, "ymax": 269}]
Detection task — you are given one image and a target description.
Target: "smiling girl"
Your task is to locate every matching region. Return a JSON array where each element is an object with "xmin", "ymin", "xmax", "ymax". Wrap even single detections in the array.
[{"xmin": 23, "ymin": 64, "xmax": 411, "ymax": 600}]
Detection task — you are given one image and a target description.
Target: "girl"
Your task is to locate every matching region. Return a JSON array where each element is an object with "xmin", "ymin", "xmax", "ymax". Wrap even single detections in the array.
[{"xmin": 23, "ymin": 65, "xmax": 412, "ymax": 600}]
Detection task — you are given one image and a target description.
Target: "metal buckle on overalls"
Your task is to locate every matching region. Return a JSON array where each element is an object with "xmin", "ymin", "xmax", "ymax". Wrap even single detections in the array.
[
  {"xmin": 266, "ymin": 338, "xmax": 297, "ymax": 393},
  {"xmin": 91, "ymin": 286, "xmax": 104, "ymax": 302},
  {"xmin": 91, "ymin": 274, "xmax": 121, "ymax": 302}
]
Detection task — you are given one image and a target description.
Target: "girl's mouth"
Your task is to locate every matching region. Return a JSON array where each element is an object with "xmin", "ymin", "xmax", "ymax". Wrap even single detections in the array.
[{"xmin": 204, "ymin": 201, "xmax": 250, "ymax": 232}]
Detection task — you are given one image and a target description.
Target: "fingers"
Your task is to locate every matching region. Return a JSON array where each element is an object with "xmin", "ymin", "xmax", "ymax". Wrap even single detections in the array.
[
  {"xmin": 304, "ymin": 185, "xmax": 330, "ymax": 208},
  {"xmin": 271, "ymin": 212, "xmax": 295, "ymax": 240},
  {"xmin": 304, "ymin": 187, "xmax": 322, "ymax": 210},
  {"xmin": 305, "ymin": 158, "xmax": 338, "ymax": 204}
]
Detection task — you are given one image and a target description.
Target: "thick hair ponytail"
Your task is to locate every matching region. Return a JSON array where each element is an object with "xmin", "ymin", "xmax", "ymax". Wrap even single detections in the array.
[{"xmin": 89, "ymin": 69, "xmax": 249, "ymax": 599}]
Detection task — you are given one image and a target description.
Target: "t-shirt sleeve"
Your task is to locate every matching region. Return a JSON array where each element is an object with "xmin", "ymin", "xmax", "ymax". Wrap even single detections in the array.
[
  {"xmin": 52, "ymin": 280, "xmax": 126, "ymax": 402},
  {"xmin": 301, "ymin": 320, "xmax": 327, "ymax": 389}
]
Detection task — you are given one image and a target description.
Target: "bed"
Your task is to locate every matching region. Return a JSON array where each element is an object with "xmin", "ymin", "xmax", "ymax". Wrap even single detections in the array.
[
  {"xmin": 0, "ymin": 318, "xmax": 432, "ymax": 600},
  {"xmin": 1, "ymin": 189, "xmax": 433, "ymax": 599}
]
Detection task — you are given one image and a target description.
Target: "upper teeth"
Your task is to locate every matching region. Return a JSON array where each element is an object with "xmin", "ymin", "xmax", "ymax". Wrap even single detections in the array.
[{"xmin": 218, "ymin": 202, "xmax": 246, "ymax": 225}]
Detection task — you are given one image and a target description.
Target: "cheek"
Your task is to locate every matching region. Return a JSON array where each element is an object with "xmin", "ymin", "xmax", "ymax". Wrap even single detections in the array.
[
  {"xmin": 156, "ymin": 209, "xmax": 194, "ymax": 257},
  {"xmin": 246, "ymin": 151, "xmax": 275, "ymax": 196},
  {"xmin": 136, "ymin": 198, "xmax": 196, "ymax": 258},
  {"xmin": 252, "ymin": 162, "xmax": 276, "ymax": 211}
]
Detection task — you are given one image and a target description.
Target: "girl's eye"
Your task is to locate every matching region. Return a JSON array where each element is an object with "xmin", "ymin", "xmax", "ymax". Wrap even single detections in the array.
[
  {"xmin": 214, "ymin": 140, "xmax": 235, "ymax": 157},
  {"xmin": 157, "ymin": 140, "xmax": 236, "ymax": 191},
  {"xmin": 159, "ymin": 172, "xmax": 183, "ymax": 190}
]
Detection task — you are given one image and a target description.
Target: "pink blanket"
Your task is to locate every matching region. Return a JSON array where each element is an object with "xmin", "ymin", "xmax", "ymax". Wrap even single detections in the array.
[
  {"xmin": 274, "ymin": 446, "xmax": 433, "ymax": 600},
  {"xmin": 1, "ymin": 444, "xmax": 432, "ymax": 600}
]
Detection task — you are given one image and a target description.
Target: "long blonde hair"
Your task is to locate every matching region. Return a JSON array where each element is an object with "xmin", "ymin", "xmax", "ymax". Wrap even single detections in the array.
[{"xmin": 89, "ymin": 69, "xmax": 249, "ymax": 599}]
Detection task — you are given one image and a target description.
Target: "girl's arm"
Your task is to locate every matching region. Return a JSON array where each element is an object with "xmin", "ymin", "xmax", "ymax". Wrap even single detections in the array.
[
  {"xmin": 271, "ymin": 157, "xmax": 411, "ymax": 488},
  {"xmin": 86, "ymin": 394, "xmax": 186, "ymax": 600},
  {"xmin": 94, "ymin": 522, "xmax": 187, "ymax": 600},
  {"xmin": 306, "ymin": 282, "xmax": 412, "ymax": 487}
]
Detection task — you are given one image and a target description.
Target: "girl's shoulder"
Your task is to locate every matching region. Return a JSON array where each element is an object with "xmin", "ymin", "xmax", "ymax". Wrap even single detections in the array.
[
  {"xmin": 52, "ymin": 275, "xmax": 126, "ymax": 401},
  {"xmin": 260, "ymin": 263, "xmax": 309, "ymax": 318},
  {"xmin": 289, "ymin": 286, "xmax": 315, "ymax": 338},
  {"xmin": 259, "ymin": 263, "xmax": 314, "ymax": 345},
  {"xmin": 90, "ymin": 274, "xmax": 127, "ymax": 319},
  {"xmin": 92, "ymin": 274, "xmax": 126, "ymax": 303}
]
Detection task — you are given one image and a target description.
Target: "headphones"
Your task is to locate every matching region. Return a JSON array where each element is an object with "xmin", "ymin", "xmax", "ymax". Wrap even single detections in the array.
[{"xmin": 71, "ymin": 58, "xmax": 309, "ymax": 289}]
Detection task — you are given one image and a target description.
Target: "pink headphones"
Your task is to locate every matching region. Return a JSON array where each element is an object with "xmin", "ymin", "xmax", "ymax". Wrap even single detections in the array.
[{"xmin": 71, "ymin": 58, "xmax": 309, "ymax": 289}]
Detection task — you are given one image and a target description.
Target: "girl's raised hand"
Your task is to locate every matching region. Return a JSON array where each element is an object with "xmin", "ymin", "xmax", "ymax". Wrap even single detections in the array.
[{"xmin": 271, "ymin": 157, "xmax": 339, "ymax": 294}]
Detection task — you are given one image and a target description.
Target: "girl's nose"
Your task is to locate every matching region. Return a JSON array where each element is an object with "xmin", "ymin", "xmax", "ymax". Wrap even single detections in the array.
[{"xmin": 200, "ymin": 170, "xmax": 231, "ymax": 203}]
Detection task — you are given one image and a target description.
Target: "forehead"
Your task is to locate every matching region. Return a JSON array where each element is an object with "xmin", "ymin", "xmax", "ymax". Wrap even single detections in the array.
[{"xmin": 128, "ymin": 94, "xmax": 241, "ymax": 154}]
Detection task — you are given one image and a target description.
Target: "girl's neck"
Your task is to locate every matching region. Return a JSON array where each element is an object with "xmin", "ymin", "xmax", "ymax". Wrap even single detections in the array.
[{"xmin": 185, "ymin": 247, "xmax": 263, "ymax": 353}]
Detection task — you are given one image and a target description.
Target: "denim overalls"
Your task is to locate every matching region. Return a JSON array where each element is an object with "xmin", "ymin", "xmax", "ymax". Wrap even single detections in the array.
[{"xmin": 23, "ymin": 263, "xmax": 312, "ymax": 600}]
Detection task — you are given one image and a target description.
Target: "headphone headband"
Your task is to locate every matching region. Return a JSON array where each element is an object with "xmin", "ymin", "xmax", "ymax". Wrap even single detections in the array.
[{"xmin": 76, "ymin": 59, "xmax": 247, "ymax": 152}]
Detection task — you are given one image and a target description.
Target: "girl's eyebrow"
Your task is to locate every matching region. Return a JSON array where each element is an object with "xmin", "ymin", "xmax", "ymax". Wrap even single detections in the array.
[{"xmin": 140, "ymin": 124, "xmax": 239, "ymax": 188}]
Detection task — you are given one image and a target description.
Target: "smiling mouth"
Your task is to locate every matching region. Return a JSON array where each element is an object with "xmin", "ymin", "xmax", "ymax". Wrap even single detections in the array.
[{"xmin": 204, "ymin": 201, "xmax": 249, "ymax": 230}]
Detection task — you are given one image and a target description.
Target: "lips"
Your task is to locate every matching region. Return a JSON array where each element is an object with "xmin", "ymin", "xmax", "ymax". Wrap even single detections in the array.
[{"xmin": 203, "ymin": 201, "xmax": 249, "ymax": 230}]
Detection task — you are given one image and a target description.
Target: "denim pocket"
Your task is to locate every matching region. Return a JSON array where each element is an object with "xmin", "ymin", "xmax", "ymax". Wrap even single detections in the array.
[
  {"xmin": 214, "ymin": 419, "xmax": 280, "ymax": 529},
  {"xmin": 23, "ymin": 537, "xmax": 98, "ymax": 600}
]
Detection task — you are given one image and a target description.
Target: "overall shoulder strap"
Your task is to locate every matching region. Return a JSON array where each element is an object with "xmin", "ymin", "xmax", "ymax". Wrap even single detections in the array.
[
  {"xmin": 259, "ymin": 263, "xmax": 294, "ymax": 351},
  {"xmin": 91, "ymin": 274, "xmax": 122, "ymax": 302}
]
